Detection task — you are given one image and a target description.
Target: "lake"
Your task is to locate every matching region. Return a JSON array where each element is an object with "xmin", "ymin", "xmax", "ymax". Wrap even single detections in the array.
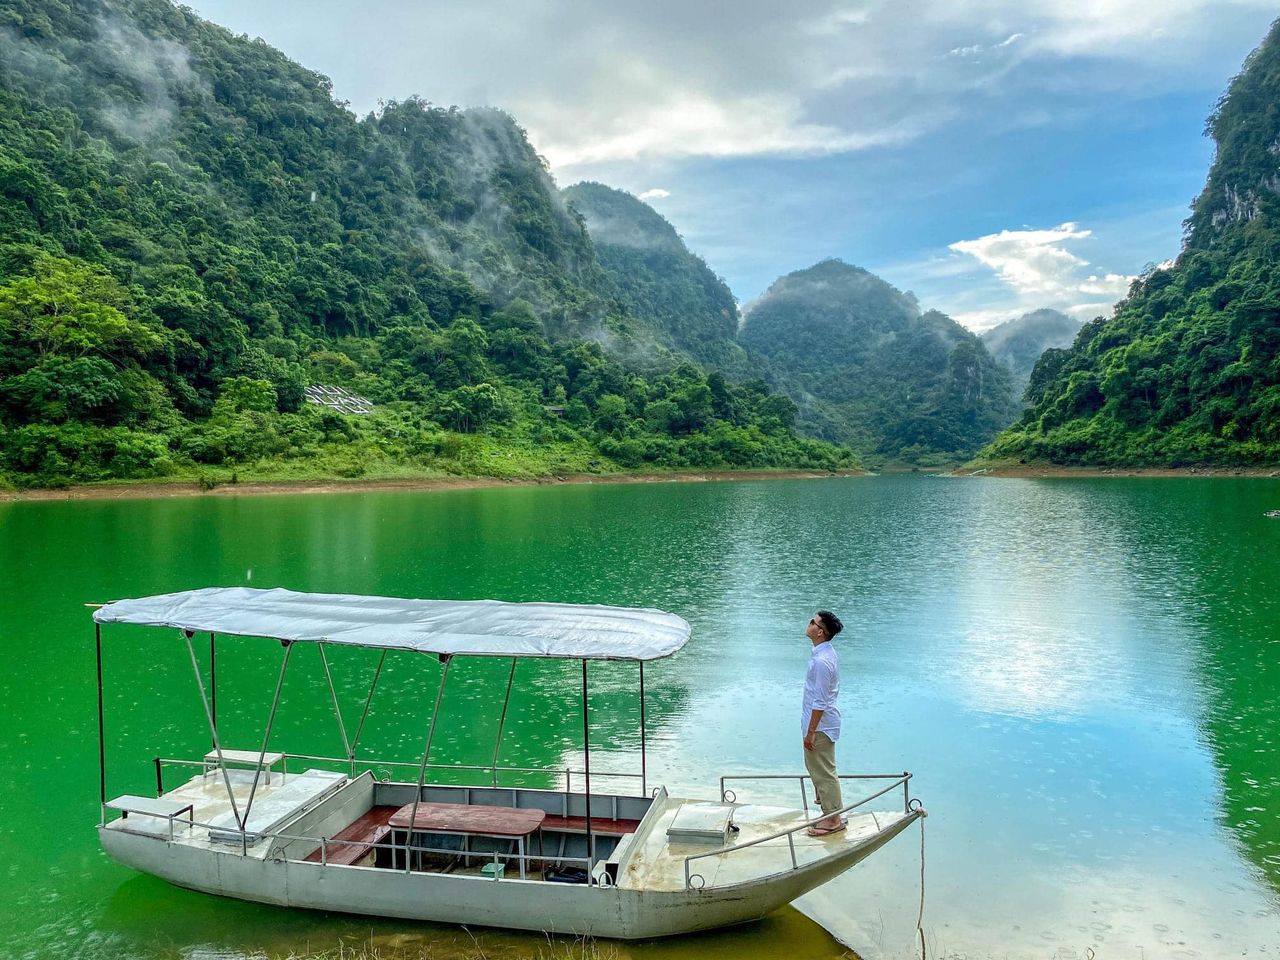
[{"xmin": 2, "ymin": 475, "xmax": 1279, "ymax": 958}]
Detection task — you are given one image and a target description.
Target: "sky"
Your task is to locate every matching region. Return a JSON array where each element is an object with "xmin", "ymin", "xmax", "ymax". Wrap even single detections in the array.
[{"xmin": 187, "ymin": 0, "xmax": 1278, "ymax": 331}]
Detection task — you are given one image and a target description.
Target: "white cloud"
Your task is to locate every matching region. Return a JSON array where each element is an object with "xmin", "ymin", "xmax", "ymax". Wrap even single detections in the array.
[
  {"xmin": 948, "ymin": 222, "xmax": 1134, "ymax": 322},
  {"xmin": 637, "ymin": 188, "xmax": 671, "ymax": 200},
  {"xmin": 949, "ymin": 33, "xmax": 1022, "ymax": 58},
  {"xmin": 188, "ymin": 0, "xmax": 1278, "ymax": 175}
]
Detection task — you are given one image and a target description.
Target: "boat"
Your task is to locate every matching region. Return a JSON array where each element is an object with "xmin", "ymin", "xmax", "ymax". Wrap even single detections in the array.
[{"xmin": 91, "ymin": 587, "xmax": 926, "ymax": 939}]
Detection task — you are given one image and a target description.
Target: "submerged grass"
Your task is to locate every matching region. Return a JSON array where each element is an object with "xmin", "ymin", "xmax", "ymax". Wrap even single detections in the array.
[{"xmin": 276, "ymin": 931, "xmax": 621, "ymax": 960}]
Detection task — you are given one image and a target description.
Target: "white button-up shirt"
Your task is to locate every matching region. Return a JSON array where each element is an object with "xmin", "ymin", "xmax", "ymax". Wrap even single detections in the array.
[{"xmin": 802, "ymin": 641, "xmax": 841, "ymax": 741}]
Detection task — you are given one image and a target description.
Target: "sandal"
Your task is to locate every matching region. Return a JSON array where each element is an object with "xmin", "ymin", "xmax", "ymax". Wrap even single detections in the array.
[{"xmin": 806, "ymin": 820, "xmax": 847, "ymax": 837}]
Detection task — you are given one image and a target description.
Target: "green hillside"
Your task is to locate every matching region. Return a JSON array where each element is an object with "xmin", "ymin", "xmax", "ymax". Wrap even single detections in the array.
[
  {"xmin": 0, "ymin": 0, "xmax": 855, "ymax": 488},
  {"xmin": 563, "ymin": 182, "xmax": 750, "ymax": 374},
  {"xmin": 740, "ymin": 259, "xmax": 1019, "ymax": 463},
  {"xmin": 986, "ymin": 19, "xmax": 1280, "ymax": 466}
]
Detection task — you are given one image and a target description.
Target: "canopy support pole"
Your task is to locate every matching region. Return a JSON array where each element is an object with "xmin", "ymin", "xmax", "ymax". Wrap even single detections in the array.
[
  {"xmin": 582, "ymin": 658, "xmax": 595, "ymax": 876},
  {"xmin": 240, "ymin": 641, "xmax": 293, "ymax": 835},
  {"xmin": 491, "ymin": 658, "xmax": 517, "ymax": 786},
  {"xmin": 209, "ymin": 633, "xmax": 217, "ymax": 733},
  {"xmin": 404, "ymin": 655, "xmax": 452, "ymax": 874},
  {"xmin": 349, "ymin": 649, "xmax": 386, "ymax": 775},
  {"xmin": 96, "ymin": 623, "xmax": 106, "ymax": 824},
  {"xmin": 317, "ymin": 643, "xmax": 352, "ymax": 771},
  {"xmin": 639, "ymin": 660, "xmax": 647, "ymax": 797},
  {"xmin": 184, "ymin": 630, "xmax": 241, "ymax": 828}
]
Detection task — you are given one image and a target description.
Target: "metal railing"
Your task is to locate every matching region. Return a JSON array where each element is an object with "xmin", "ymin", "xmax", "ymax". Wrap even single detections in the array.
[
  {"xmin": 106, "ymin": 802, "xmax": 598, "ymax": 883},
  {"xmin": 150, "ymin": 752, "xmax": 644, "ymax": 798},
  {"xmin": 718, "ymin": 770, "xmax": 914, "ymax": 814},
  {"xmin": 683, "ymin": 772, "xmax": 917, "ymax": 891}
]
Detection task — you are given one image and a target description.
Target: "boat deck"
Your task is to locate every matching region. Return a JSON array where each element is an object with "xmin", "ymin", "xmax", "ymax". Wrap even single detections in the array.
[
  {"xmin": 620, "ymin": 798, "xmax": 910, "ymax": 891},
  {"xmin": 104, "ymin": 769, "xmax": 908, "ymax": 892},
  {"xmin": 104, "ymin": 767, "xmax": 348, "ymax": 857}
]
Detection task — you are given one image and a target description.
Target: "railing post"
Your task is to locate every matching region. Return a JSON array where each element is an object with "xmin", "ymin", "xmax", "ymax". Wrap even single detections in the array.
[
  {"xmin": 787, "ymin": 830, "xmax": 797, "ymax": 868},
  {"xmin": 240, "ymin": 640, "xmax": 294, "ymax": 832},
  {"xmin": 581, "ymin": 659, "xmax": 595, "ymax": 877},
  {"xmin": 154, "ymin": 756, "xmax": 163, "ymax": 798},
  {"xmin": 350, "ymin": 650, "xmax": 386, "ymax": 778},
  {"xmin": 639, "ymin": 660, "xmax": 647, "ymax": 797},
  {"xmin": 903, "ymin": 771, "xmax": 910, "ymax": 813},
  {"xmin": 404, "ymin": 654, "xmax": 452, "ymax": 874},
  {"xmin": 95, "ymin": 622, "xmax": 106, "ymax": 824},
  {"xmin": 799, "ymin": 775, "xmax": 809, "ymax": 813},
  {"xmin": 318, "ymin": 643, "xmax": 352, "ymax": 776},
  {"xmin": 184, "ymin": 631, "xmax": 242, "ymax": 829},
  {"xmin": 490, "ymin": 659, "xmax": 516, "ymax": 787}
]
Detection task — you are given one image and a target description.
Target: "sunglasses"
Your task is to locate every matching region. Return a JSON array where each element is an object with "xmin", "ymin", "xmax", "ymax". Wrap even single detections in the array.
[{"xmin": 809, "ymin": 617, "xmax": 826, "ymax": 631}]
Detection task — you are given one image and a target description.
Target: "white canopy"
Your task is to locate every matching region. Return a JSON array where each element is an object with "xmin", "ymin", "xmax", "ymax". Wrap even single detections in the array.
[{"xmin": 93, "ymin": 587, "xmax": 691, "ymax": 661}]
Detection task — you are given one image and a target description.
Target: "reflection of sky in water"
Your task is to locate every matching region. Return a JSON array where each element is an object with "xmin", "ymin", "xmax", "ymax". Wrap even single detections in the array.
[
  {"xmin": 3, "ymin": 476, "xmax": 1279, "ymax": 959},
  {"xmin": 631, "ymin": 477, "xmax": 1279, "ymax": 957}
]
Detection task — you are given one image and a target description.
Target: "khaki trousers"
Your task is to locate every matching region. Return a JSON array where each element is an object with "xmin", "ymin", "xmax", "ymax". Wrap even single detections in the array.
[{"xmin": 804, "ymin": 731, "xmax": 843, "ymax": 816}]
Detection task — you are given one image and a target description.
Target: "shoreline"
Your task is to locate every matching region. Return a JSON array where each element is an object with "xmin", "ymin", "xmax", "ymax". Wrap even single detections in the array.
[
  {"xmin": 0, "ymin": 468, "xmax": 860, "ymax": 502},
  {"xmin": 956, "ymin": 463, "xmax": 1280, "ymax": 478}
]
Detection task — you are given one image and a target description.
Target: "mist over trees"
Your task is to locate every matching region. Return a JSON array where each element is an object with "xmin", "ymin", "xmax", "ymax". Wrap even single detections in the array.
[
  {"xmin": 0, "ymin": 0, "xmax": 854, "ymax": 487},
  {"xmin": 980, "ymin": 309, "xmax": 1084, "ymax": 402}
]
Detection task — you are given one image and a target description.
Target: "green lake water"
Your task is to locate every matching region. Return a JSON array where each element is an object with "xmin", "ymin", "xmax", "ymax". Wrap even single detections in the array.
[{"xmin": 2, "ymin": 475, "xmax": 1279, "ymax": 958}]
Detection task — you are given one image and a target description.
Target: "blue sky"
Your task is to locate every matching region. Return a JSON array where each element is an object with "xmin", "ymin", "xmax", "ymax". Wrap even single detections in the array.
[{"xmin": 188, "ymin": 1, "xmax": 1278, "ymax": 330}]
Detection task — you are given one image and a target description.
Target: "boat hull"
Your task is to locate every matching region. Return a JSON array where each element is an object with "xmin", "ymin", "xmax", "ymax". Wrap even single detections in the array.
[{"xmin": 99, "ymin": 811, "xmax": 920, "ymax": 939}]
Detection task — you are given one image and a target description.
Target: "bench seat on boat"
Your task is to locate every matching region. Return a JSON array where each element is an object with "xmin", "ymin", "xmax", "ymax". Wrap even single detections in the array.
[
  {"xmin": 206, "ymin": 769, "xmax": 347, "ymax": 845},
  {"xmin": 203, "ymin": 748, "xmax": 285, "ymax": 784},
  {"xmin": 540, "ymin": 815, "xmax": 642, "ymax": 836},
  {"xmin": 106, "ymin": 795, "xmax": 195, "ymax": 837},
  {"xmin": 303, "ymin": 805, "xmax": 399, "ymax": 866}
]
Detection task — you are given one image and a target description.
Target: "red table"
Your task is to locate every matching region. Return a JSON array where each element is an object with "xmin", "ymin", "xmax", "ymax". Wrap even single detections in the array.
[{"xmin": 389, "ymin": 802, "xmax": 546, "ymax": 878}]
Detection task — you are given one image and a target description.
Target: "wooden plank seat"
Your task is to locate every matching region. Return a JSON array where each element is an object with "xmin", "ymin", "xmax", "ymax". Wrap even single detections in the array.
[
  {"xmin": 540, "ymin": 815, "xmax": 642, "ymax": 836},
  {"xmin": 389, "ymin": 802, "xmax": 546, "ymax": 879},
  {"xmin": 388, "ymin": 801, "xmax": 545, "ymax": 837},
  {"xmin": 304, "ymin": 805, "xmax": 399, "ymax": 866}
]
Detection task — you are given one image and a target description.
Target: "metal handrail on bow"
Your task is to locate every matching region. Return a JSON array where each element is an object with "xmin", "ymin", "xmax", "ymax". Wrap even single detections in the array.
[{"xmin": 683, "ymin": 772, "xmax": 915, "ymax": 891}]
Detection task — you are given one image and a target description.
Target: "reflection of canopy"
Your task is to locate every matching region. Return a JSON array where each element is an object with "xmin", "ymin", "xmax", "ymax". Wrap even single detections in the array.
[{"xmin": 93, "ymin": 587, "xmax": 691, "ymax": 661}]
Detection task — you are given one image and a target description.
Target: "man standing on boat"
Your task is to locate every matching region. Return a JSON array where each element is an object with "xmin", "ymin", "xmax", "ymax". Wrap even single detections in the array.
[{"xmin": 803, "ymin": 610, "xmax": 845, "ymax": 836}]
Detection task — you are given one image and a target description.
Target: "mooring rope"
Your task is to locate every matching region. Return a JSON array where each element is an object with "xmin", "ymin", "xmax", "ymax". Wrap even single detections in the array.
[{"xmin": 916, "ymin": 811, "xmax": 928, "ymax": 960}]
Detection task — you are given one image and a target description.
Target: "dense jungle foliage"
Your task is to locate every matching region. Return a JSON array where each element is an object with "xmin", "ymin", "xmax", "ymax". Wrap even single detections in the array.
[
  {"xmin": 0, "ymin": 0, "xmax": 855, "ymax": 488},
  {"xmin": 739, "ymin": 260, "xmax": 1020, "ymax": 464},
  {"xmin": 987, "ymin": 19, "xmax": 1280, "ymax": 466},
  {"xmin": 562, "ymin": 182, "xmax": 752, "ymax": 375}
]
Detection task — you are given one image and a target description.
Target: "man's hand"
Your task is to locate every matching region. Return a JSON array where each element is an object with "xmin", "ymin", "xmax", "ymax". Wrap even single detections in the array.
[{"xmin": 803, "ymin": 732, "xmax": 815, "ymax": 751}]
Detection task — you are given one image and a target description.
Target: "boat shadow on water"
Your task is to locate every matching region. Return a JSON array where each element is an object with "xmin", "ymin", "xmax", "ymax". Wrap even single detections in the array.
[{"xmin": 97, "ymin": 873, "xmax": 855, "ymax": 959}]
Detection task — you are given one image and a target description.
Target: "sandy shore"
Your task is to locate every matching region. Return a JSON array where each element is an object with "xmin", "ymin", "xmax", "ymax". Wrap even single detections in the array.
[
  {"xmin": 1, "ymin": 468, "xmax": 859, "ymax": 502},
  {"xmin": 956, "ymin": 463, "xmax": 1280, "ymax": 478}
]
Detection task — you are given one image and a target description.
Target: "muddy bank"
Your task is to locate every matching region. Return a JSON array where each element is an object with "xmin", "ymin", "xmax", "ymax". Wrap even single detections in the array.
[
  {"xmin": 2, "ymin": 469, "xmax": 861, "ymax": 502},
  {"xmin": 956, "ymin": 462, "xmax": 1280, "ymax": 478}
]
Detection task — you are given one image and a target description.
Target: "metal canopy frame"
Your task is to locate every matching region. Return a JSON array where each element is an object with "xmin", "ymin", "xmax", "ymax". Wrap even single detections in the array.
[{"xmin": 94, "ymin": 620, "xmax": 655, "ymax": 879}]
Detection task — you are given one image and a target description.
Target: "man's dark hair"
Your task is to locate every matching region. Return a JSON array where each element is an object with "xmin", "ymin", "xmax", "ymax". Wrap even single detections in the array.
[{"xmin": 816, "ymin": 610, "xmax": 843, "ymax": 639}]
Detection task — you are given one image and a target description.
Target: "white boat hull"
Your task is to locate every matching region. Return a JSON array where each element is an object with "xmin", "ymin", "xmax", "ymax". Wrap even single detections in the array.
[{"xmin": 99, "ymin": 811, "xmax": 920, "ymax": 939}]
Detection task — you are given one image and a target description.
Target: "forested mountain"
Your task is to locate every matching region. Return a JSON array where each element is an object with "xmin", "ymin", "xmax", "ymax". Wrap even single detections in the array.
[
  {"xmin": 563, "ymin": 182, "xmax": 750, "ymax": 374},
  {"xmin": 987, "ymin": 19, "xmax": 1280, "ymax": 466},
  {"xmin": 0, "ymin": 0, "xmax": 854, "ymax": 487},
  {"xmin": 980, "ymin": 309, "xmax": 1083, "ymax": 401},
  {"xmin": 740, "ymin": 260, "xmax": 1019, "ymax": 463}
]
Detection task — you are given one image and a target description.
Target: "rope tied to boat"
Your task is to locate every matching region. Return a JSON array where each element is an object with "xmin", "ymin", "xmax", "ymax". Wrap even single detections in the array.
[{"xmin": 916, "ymin": 807, "xmax": 928, "ymax": 960}]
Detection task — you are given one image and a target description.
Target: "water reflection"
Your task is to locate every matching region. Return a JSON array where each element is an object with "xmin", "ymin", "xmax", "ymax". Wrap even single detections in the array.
[{"xmin": 3, "ymin": 477, "xmax": 1280, "ymax": 959}]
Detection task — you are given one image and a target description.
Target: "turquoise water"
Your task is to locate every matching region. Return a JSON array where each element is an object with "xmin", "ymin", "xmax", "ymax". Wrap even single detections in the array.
[{"xmin": 1, "ymin": 476, "xmax": 1279, "ymax": 958}]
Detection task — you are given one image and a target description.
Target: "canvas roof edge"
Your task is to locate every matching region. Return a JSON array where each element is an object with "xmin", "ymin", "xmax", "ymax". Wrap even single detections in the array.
[{"xmin": 91, "ymin": 586, "xmax": 691, "ymax": 661}]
